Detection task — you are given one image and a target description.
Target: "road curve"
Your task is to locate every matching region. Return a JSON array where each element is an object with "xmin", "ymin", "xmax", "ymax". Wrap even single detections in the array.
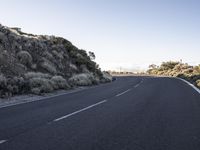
[{"xmin": 0, "ymin": 76, "xmax": 200, "ymax": 150}]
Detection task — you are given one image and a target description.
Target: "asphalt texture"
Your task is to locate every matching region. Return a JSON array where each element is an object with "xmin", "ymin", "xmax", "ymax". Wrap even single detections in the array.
[{"xmin": 0, "ymin": 76, "xmax": 200, "ymax": 150}]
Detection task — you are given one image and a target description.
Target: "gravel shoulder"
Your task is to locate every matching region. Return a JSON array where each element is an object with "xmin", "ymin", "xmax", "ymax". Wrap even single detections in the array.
[{"xmin": 0, "ymin": 87, "xmax": 86, "ymax": 108}]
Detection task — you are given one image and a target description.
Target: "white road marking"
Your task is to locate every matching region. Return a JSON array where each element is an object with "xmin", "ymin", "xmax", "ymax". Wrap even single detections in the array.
[
  {"xmin": 116, "ymin": 89, "xmax": 131, "ymax": 97},
  {"xmin": 134, "ymin": 84, "xmax": 140, "ymax": 88},
  {"xmin": 176, "ymin": 78, "xmax": 200, "ymax": 94},
  {"xmin": 54, "ymin": 100, "xmax": 107, "ymax": 122},
  {"xmin": 134, "ymin": 80, "xmax": 143, "ymax": 88},
  {"xmin": 141, "ymin": 79, "xmax": 144, "ymax": 83},
  {"xmin": 0, "ymin": 140, "xmax": 7, "ymax": 144}
]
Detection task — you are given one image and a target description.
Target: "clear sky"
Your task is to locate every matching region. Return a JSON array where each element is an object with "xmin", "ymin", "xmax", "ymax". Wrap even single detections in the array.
[{"xmin": 0, "ymin": 0, "xmax": 200, "ymax": 71}]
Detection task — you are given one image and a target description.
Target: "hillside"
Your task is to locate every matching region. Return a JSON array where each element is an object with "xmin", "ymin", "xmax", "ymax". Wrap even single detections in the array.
[
  {"xmin": 147, "ymin": 61, "xmax": 200, "ymax": 89},
  {"xmin": 0, "ymin": 24, "xmax": 112, "ymax": 98}
]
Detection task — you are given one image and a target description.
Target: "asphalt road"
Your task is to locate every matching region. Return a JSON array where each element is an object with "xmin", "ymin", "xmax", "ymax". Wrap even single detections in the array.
[{"xmin": 0, "ymin": 76, "xmax": 200, "ymax": 150}]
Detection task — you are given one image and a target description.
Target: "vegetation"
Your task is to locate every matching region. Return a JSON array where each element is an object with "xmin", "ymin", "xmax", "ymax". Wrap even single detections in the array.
[
  {"xmin": 68, "ymin": 73, "xmax": 98, "ymax": 86},
  {"xmin": 0, "ymin": 24, "xmax": 112, "ymax": 98},
  {"xmin": 147, "ymin": 61, "xmax": 200, "ymax": 89}
]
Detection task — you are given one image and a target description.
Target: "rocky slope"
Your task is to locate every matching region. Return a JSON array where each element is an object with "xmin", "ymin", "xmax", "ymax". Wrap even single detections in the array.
[{"xmin": 0, "ymin": 24, "xmax": 112, "ymax": 97}]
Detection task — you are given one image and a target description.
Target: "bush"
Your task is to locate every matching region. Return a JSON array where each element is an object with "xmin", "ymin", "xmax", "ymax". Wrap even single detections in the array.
[
  {"xmin": 51, "ymin": 76, "xmax": 70, "ymax": 89},
  {"xmin": 17, "ymin": 51, "xmax": 32, "ymax": 66},
  {"xmin": 160, "ymin": 61, "xmax": 179, "ymax": 71},
  {"xmin": 29, "ymin": 77, "xmax": 54, "ymax": 94},
  {"xmin": 68, "ymin": 73, "xmax": 97, "ymax": 86},
  {"xmin": 25, "ymin": 72, "xmax": 51, "ymax": 79},
  {"xmin": 25, "ymin": 72, "xmax": 70, "ymax": 94},
  {"xmin": 80, "ymin": 65, "xmax": 90, "ymax": 73},
  {"xmin": 196, "ymin": 80, "xmax": 200, "ymax": 88},
  {"xmin": 0, "ymin": 74, "xmax": 7, "ymax": 85},
  {"xmin": 52, "ymin": 50, "xmax": 64, "ymax": 59},
  {"xmin": 31, "ymin": 88, "xmax": 41, "ymax": 95},
  {"xmin": 69, "ymin": 63, "xmax": 78, "ymax": 71},
  {"xmin": 24, "ymin": 72, "xmax": 52, "ymax": 94},
  {"xmin": 42, "ymin": 51, "xmax": 54, "ymax": 61},
  {"xmin": 0, "ymin": 75, "xmax": 29, "ymax": 98},
  {"xmin": 100, "ymin": 71, "xmax": 112, "ymax": 83},
  {"xmin": 40, "ymin": 60, "xmax": 57, "ymax": 74}
]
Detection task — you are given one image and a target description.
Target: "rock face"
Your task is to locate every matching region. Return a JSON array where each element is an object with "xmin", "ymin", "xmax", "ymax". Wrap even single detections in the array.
[{"xmin": 0, "ymin": 24, "xmax": 112, "ymax": 97}]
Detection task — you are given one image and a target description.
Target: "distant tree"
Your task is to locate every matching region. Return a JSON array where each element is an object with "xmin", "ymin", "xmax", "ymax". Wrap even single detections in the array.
[
  {"xmin": 148, "ymin": 64, "xmax": 158, "ymax": 69},
  {"xmin": 160, "ymin": 61, "xmax": 179, "ymax": 70},
  {"xmin": 89, "ymin": 51, "xmax": 96, "ymax": 60}
]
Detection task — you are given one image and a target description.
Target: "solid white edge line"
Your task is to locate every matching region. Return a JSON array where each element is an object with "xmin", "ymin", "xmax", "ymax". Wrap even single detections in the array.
[
  {"xmin": 54, "ymin": 100, "xmax": 107, "ymax": 122},
  {"xmin": 176, "ymin": 77, "xmax": 200, "ymax": 94},
  {"xmin": 116, "ymin": 89, "xmax": 131, "ymax": 97},
  {"xmin": 0, "ymin": 140, "xmax": 7, "ymax": 144}
]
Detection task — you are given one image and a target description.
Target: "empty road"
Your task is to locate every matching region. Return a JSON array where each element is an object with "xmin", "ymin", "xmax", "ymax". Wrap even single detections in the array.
[{"xmin": 0, "ymin": 76, "xmax": 200, "ymax": 150}]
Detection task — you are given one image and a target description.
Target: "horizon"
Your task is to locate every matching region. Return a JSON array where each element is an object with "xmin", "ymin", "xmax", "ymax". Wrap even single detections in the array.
[{"xmin": 1, "ymin": 0, "xmax": 200, "ymax": 71}]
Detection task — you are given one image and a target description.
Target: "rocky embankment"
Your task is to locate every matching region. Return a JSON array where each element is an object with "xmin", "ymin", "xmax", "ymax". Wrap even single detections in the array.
[{"xmin": 0, "ymin": 24, "xmax": 112, "ymax": 98}]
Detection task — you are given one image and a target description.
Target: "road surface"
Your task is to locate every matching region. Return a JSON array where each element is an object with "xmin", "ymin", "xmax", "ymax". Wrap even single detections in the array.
[{"xmin": 0, "ymin": 76, "xmax": 200, "ymax": 150}]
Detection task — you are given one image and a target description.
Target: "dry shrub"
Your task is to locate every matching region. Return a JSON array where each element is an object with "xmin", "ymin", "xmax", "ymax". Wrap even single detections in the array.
[
  {"xmin": 0, "ymin": 75, "xmax": 29, "ymax": 98},
  {"xmin": 29, "ymin": 77, "xmax": 54, "ymax": 94},
  {"xmin": 68, "ymin": 73, "xmax": 97, "ymax": 86},
  {"xmin": 51, "ymin": 76, "xmax": 70, "ymax": 89},
  {"xmin": 40, "ymin": 60, "xmax": 57, "ymax": 74},
  {"xmin": 100, "ymin": 72, "xmax": 112, "ymax": 83},
  {"xmin": 25, "ymin": 72, "xmax": 69, "ymax": 95},
  {"xmin": 196, "ymin": 80, "xmax": 200, "ymax": 88},
  {"xmin": 25, "ymin": 72, "xmax": 51, "ymax": 79},
  {"xmin": 17, "ymin": 51, "xmax": 32, "ymax": 66}
]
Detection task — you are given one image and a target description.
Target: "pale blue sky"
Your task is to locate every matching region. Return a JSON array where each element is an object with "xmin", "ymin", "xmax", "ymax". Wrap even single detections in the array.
[{"xmin": 0, "ymin": 0, "xmax": 200, "ymax": 71}]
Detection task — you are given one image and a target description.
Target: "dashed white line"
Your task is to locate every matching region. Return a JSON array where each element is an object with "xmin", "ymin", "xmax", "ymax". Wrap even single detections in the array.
[
  {"xmin": 134, "ymin": 83, "xmax": 141, "ymax": 88},
  {"xmin": 134, "ymin": 84, "xmax": 140, "ymax": 88},
  {"xmin": 134, "ymin": 80, "xmax": 144, "ymax": 88},
  {"xmin": 116, "ymin": 89, "xmax": 131, "ymax": 97},
  {"xmin": 0, "ymin": 140, "xmax": 7, "ymax": 144},
  {"xmin": 54, "ymin": 100, "xmax": 107, "ymax": 122}
]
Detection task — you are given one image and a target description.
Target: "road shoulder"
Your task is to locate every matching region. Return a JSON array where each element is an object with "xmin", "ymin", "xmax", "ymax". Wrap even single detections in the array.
[{"xmin": 0, "ymin": 87, "xmax": 86, "ymax": 109}]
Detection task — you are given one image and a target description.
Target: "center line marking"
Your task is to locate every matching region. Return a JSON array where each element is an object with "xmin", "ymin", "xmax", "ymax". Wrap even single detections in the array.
[
  {"xmin": 54, "ymin": 100, "xmax": 107, "ymax": 122},
  {"xmin": 134, "ymin": 80, "xmax": 143, "ymax": 88},
  {"xmin": 116, "ymin": 89, "xmax": 131, "ymax": 97},
  {"xmin": 134, "ymin": 84, "xmax": 140, "ymax": 88},
  {"xmin": 0, "ymin": 140, "xmax": 7, "ymax": 144}
]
